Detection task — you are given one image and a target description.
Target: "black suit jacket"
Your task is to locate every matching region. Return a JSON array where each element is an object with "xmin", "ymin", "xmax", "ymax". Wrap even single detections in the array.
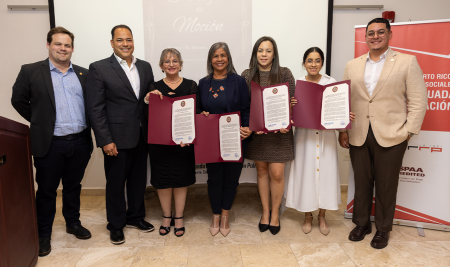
[
  {"xmin": 198, "ymin": 73, "xmax": 250, "ymax": 127},
  {"xmin": 86, "ymin": 54, "xmax": 154, "ymax": 149},
  {"xmin": 11, "ymin": 59, "xmax": 93, "ymax": 157}
]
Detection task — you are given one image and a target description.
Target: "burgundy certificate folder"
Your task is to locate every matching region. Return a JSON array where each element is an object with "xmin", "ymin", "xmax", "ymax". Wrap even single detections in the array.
[
  {"xmin": 249, "ymin": 81, "xmax": 292, "ymax": 133},
  {"xmin": 292, "ymin": 80, "xmax": 352, "ymax": 130},
  {"xmin": 194, "ymin": 111, "xmax": 242, "ymax": 164},
  {"xmin": 148, "ymin": 94, "xmax": 197, "ymax": 145}
]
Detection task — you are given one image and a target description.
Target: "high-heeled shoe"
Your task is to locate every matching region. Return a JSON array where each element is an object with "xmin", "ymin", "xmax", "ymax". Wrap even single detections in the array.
[
  {"xmin": 210, "ymin": 215, "xmax": 220, "ymax": 236},
  {"xmin": 219, "ymin": 215, "xmax": 230, "ymax": 237},
  {"xmin": 302, "ymin": 214, "xmax": 313, "ymax": 234},
  {"xmin": 269, "ymin": 218, "xmax": 281, "ymax": 235},
  {"xmin": 173, "ymin": 215, "xmax": 185, "ymax": 237},
  {"xmin": 318, "ymin": 216, "xmax": 330, "ymax": 236},
  {"xmin": 159, "ymin": 214, "xmax": 174, "ymax": 236},
  {"xmin": 258, "ymin": 213, "xmax": 271, "ymax": 232}
]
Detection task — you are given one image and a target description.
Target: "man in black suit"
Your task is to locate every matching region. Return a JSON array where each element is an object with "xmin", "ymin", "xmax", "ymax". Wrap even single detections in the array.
[
  {"xmin": 11, "ymin": 27, "xmax": 93, "ymax": 257},
  {"xmin": 86, "ymin": 25, "xmax": 154, "ymax": 244}
]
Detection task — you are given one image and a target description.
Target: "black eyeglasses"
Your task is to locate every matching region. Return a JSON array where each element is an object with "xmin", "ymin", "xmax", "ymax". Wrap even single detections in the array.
[{"xmin": 367, "ymin": 30, "xmax": 388, "ymax": 39}]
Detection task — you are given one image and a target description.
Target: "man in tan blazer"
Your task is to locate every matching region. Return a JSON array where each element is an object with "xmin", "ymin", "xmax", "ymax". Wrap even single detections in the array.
[{"xmin": 339, "ymin": 18, "xmax": 427, "ymax": 249}]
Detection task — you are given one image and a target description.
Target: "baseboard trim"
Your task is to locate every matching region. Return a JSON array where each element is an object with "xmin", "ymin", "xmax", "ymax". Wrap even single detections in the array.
[{"xmin": 55, "ymin": 183, "xmax": 349, "ymax": 196}]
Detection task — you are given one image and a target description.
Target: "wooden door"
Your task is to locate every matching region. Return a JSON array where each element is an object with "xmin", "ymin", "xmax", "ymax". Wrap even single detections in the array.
[{"xmin": 0, "ymin": 116, "xmax": 38, "ymax": 267}]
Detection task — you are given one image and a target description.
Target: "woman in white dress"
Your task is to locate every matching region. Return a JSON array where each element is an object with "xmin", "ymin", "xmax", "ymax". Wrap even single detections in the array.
[{"xmin": 284, "ymin": 47, "xmax": 355, "ymax": 236}]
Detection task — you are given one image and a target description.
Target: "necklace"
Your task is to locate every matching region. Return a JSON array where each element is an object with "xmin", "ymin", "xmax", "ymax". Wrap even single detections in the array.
[
  {"xmin": 164, "ymin": 77, "xmax": 182, "ymax": 84},
  {"xmin": 209, "ymin": 85, "xmax": 225, "ymax": 98}
]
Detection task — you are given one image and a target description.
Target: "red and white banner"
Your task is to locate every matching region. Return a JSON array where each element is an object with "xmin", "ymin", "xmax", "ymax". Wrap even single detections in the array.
[{"xmin": 346, "ymin": 19, "xmax": 450, "ymax": 231}]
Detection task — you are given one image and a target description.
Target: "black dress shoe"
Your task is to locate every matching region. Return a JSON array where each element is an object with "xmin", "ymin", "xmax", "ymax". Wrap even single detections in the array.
[
  {"xmin": 370, "ymin": 231, "xmax": 390, "ymax": 249},
  {"xmin": 258, "ymin": 214, "xmax": 270, "ymax": 232},
  {"xmin": 126, "ymin": 219, "xmax": 155, "ymax": 232},
  {"xmin": 110, "ymin": 230, "xmax": 125, "ymax": 245},
  {"xmin": 66, "ymin": 224, "xmax": 92, "ymax": 239},
  {"xmin": 269, "ymin": 219, "xmax": 281, "ymax": 235},
  {"xmin": 348, "ymin": 224, "xmax": 372, "ymax": 241},
  {"xmin": 39, "ymin": 236, "xmax": 51, "ymax": 257}
]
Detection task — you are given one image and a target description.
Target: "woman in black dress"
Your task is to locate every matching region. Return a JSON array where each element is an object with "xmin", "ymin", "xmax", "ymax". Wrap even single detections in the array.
[{"xmin": 144, "ymin": 48, "xmax": 197, "ymax": 237}]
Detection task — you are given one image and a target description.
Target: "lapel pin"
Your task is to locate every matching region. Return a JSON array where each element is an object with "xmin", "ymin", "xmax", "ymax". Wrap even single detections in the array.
[{"xmin": 80, "ymin": 72, "xmax": 83, "ymax": 75}]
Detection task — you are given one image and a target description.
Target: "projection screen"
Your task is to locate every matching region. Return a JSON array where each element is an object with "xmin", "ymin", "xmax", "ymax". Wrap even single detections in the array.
[{"xmin": 52, "ymin": 0, "xmax": 332, "ymax": 186}]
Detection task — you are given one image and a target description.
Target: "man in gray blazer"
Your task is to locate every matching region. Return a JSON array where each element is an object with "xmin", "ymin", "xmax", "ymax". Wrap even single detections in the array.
[{"xmin": 86, "ymin": 25, "xmax": 154, "ymax": 244}]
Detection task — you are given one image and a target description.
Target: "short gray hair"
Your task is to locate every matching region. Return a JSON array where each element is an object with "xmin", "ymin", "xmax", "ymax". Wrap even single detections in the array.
[
  {"xmin": 206, "ymin": 42, "xmax": 236, "ymax": 77},
  {"xmin": 159, "ymin": 48, "xmax": 183, "ymax": 68}
]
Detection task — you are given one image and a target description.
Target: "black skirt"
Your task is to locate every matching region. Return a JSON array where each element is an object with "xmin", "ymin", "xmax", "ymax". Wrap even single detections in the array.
[{"xmin": 149, "ymin": 144, "xmax": 196, "ymax": 189}]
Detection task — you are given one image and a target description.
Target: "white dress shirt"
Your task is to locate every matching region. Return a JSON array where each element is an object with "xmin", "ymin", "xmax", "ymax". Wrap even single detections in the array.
[
  {"xmin": 114, "ymin": 54, "xmax": 140, "ymax": 98},
  {"xmin": 364, "ymin": 48, "xmax": 389, "ymax": 96}
]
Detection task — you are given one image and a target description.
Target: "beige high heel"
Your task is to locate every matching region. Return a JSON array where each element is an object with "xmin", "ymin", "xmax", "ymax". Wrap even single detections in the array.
[
  {"xmin": 210, "ymin": 215, "xmax": 220, "ymax": 236},
  {"xmin": 318, "ymin": 216, "xmax": 330, "ymax": 236},
  {"xmin": 219, "ymin": 215, "xmax": 230, "ymax": 237},
  {"xmin": 302, "ymin": 214, "xmax": 313, "ymax": 234}
]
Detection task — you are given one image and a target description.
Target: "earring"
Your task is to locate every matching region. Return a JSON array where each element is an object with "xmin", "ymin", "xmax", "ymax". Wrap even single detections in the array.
[
  {"xmin": 162, "ymin": 70, "xmax": 164, "ymax": 73},
  {"xmin": 180, "ymin": 69, "xmax": 182, "ymax": 72}
]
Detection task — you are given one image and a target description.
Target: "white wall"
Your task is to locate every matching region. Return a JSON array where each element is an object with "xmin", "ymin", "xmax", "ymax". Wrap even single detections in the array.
[
  {"xmin": 0, "ymin": 0, "xmax": 48, "ymax": 124},
  {"xmin": 331, "ymin": 0, "xmax": 450, "ymax": 185},
  {"xmin": 0, "ymin": 0, "xmax": 107, "ymax": 189},
  {"xmin": 1, "ymin": 0, "xmax": 449, "ymax": 188}
]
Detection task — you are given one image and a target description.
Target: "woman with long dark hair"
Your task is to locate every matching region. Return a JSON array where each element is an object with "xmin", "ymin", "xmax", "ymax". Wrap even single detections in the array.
[
  {"xmin": 241, "ymin": 36, "xmax": 295, "ymax": 235},
  {"xmin": 197, "ymin": 42, "xmax": 251, "ymax": 236}
]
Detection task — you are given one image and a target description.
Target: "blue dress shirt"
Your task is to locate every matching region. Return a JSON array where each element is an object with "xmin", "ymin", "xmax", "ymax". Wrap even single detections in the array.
[{"xmin": 49, "ymin": 60, "xmax": 87, "ymax": 136}]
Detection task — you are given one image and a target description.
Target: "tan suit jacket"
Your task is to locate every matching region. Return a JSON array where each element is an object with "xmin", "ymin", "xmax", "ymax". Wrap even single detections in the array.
[{"xmin": 343, "ymin": 49, "xmax": 428, "ymax": 147}]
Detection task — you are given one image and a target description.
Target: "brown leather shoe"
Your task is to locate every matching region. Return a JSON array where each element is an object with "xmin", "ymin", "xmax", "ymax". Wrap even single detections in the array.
[
  {"xmin": 370, "ymin": 231, "xmax": 390, "ymax": 249},
  {"xmin": 348, "ymin": 224, "xmax": 372, "ymax": 241}
]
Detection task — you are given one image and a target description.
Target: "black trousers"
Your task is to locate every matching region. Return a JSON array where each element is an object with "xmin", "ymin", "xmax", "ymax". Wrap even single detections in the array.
[
  {"xmin": 34, "ymin": 130, "xmax": 91, "ymax": 238},
  {"xmin": 206, "ymin": 140, "xmax": 248, "ymax": 214},
  {"xmin": 104, "ymin": 133, "xmax": 147, "ymax": 231},
  {"xmin": 349, "ymin": 125, "xmax": 407, "ymax": 232}
]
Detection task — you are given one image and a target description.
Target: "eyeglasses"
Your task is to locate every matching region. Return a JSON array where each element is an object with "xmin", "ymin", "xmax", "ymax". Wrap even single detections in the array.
[
  {"xmin": 163, "ymin": 60, "xmax": 179, "ymax": 65},
  {"xmin": 305, "ymin": 59, "xmax": 322, "ymax": 65},
  {"xmin": 367, "ymin": 30, "xmax": 387, "ymax": 39}
]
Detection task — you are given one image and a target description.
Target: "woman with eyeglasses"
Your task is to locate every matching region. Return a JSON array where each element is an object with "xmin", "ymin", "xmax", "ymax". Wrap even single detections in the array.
[
  {"xmin": 144, "ymin": 48, "xmax": 197, "ymax": 237},
  {"xmin": 197, "ymin": 42, "xmax": 250, "ymax": 237},
  {"xmin": 284, "ymin": 47, "xmax": 355, "ymax": 236},
  {"xmin": 241, "ymin": 36, "xmax": 295, "ymax": 235}
]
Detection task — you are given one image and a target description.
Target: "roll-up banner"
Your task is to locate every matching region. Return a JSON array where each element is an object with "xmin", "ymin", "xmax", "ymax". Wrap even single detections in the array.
[{"xmin": 346, "ymin": 19, "xmax": 450, "ymax": 231}]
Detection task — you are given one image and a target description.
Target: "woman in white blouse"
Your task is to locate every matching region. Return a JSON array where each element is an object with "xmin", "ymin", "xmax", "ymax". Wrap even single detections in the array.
[{"xmin": 285, "ymin": 47, "xmax": 355, "ymax": 235}]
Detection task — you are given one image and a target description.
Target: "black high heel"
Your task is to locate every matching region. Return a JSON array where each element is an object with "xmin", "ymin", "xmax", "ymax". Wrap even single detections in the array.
[
  {"xmin": 173, "ymin": 216, "xmax": 185, "ymax": 237},
  {"xmin": 269, "ymin": 217, "xmax": 281, "ymax": 235},
  {"xmin": 159, "ymin": 214, "xmax": 174, "ymax": 236},
  {"xmin": 259, "ymin": 213, "xmax": 271, "ymax": 232}
]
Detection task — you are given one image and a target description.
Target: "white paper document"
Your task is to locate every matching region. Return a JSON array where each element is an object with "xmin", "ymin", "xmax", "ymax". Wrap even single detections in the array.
[
  {"xmin": 262, "ymin": 85, "xmax": 290, "ymax": 131},
  {"xmin": 172, "ymin": 98, "xmax": 195, "ymax": 144},
  {"xmin": 321, "ymin": 83, "xmax": 350, "ymax": 129},
  {"xmin": 219, "ymin": 114, "xmax": 241, "ymax": 161}
]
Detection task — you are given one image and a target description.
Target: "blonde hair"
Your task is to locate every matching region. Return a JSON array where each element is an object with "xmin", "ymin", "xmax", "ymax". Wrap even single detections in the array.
[{"xmin": 159, "ymin": 48, "xmax": 183, "ymax": 68}]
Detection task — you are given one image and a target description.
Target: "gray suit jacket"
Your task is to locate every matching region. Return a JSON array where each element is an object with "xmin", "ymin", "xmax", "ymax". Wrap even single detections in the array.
[{"xmin": 86, "ymin": 54, "xmax": 154, "ymax": 149}]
